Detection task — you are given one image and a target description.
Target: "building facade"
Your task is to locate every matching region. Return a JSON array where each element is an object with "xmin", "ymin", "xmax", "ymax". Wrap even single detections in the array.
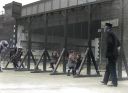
[{"xmin": 2, "ymin": 0, "xmax": 128, "ymax": 61}]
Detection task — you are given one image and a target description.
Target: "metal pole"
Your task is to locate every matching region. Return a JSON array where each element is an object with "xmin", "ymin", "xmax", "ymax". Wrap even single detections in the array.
[
  {"xmin": 63, "ymin": 10, "xmax": 68, "ymax": 73},
  {"xmin": 87, "ymin": 4, "xmax": 92, "ymax": 75},
  {"xmin": 43, "ymin": 13, "xmax": 48, "ymax": 71},
  {"xmin": 44, "ymin": 14, "xmax": 48, "ymax": 51},
  {"xmin": 27, "ymin": 17, "xmax": 32, "ymax": 70},
  {"xmin": 118, "ymin": 0, "xmax": 124, "ymax": 79}
]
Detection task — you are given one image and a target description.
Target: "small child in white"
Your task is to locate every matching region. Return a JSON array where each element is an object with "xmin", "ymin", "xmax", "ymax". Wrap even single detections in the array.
[{"xmin": 0, "ymin": 40, "xmax": 9, "ymax": 72}]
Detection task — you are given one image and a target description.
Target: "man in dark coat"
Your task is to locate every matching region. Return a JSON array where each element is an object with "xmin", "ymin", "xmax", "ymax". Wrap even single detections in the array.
[{"xmin": 101, "ymin": 23, "xmax": 120, "ymax": 87}]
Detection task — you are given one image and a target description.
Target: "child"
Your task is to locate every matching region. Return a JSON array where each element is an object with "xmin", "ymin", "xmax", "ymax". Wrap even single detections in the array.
[{"xmin": 67, "ymin": 50, "xmax": 77, "ymax": 76}]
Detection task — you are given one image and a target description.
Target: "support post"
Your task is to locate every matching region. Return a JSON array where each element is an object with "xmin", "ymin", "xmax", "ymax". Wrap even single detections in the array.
[
  {"xmin": 118, "ymin": 0, "xmax": 124, "ymax": 79},
  {"xmin": 51, "ymin": 48, "xmax": 65, "ymax": 74},
  {"xmin": 77, "ymin": 48, "xmax": 89, "ymax": 75},
  {"xmin": 43, "ymin": 13, "xmax": 48, "ymax": 71},
  {"xmin": 87, "ymin": 52, "xmax": 91, "ymax": 75},
  {"xmin": 87, "ymin": 4, "xmax": 92, "ymax": 75},
  {"xmin": 27, "ymin": 18, "xmax": 32, "ymax": 70},
  {"xmin": 63, "ymin": 10, "xmax": 68, "ymax": 73},
  {"xmin": 122, "ymin": 47, "xmax": 128, "ymax": 76}
]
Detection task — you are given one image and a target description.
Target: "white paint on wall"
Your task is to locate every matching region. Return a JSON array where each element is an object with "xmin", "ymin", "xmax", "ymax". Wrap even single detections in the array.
[{"xmin": 101, "ymin": 18, "xmax": 119, "ymax": 28}]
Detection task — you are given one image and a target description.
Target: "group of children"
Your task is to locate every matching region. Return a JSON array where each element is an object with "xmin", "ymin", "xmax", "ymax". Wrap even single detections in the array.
[
  {"xmin": 7, "ymin": 47, "xmax": 82, "ymax": 74},
  {"xmin": 49, "ymin": 49, "xmax": 82, "ymax": 76}
]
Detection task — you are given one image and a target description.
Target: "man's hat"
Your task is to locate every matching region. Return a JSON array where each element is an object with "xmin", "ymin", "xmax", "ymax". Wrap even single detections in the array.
[{"xmin": 105, "ymin": 23, "xmax": 112, "ymax": 27}]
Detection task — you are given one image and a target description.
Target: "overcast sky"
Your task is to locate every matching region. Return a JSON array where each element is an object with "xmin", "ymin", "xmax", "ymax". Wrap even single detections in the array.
[{"xmin": 0, "ymin": 0, "xmax": 39, "ymax": 14}]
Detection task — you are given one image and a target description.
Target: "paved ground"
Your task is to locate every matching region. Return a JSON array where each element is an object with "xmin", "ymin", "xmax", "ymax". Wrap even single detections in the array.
[{"xmin": 0, "ymin": 68, "xmax": 128, "ymax": 93}]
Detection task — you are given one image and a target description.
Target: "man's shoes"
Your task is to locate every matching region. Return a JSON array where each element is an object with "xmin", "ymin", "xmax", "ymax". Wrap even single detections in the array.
[
  {"xmin": 108, "ymin": 84, "xmax": 117, "ymax": 87},
  {"xmin": 49, "ymin": 66, "xmax": 52, "ymax": 68},
  {"xmin": 67, "ymin": 70, "xmax": 70, "ymax": 76},
  {"xmin": 100, "ymin": 81, "xmax": 107, "ymax": 85},
  {"xmin": 0, "ymin": 67, "xmax": 3, "ymax": 72},
  {"xmin": 108, "ymin": 83, "xmax": 117, "ymax": 87},
  {"xmin": 0, "ymin": 70, "xmax": 3, "ymax": 72},
  {"xmin": 67, "ymin": 73, "xmax": 70, "ymax": 76}
]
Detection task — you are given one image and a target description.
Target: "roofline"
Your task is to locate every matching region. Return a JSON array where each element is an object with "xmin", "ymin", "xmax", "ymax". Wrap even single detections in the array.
[
  {"xmin": 22, "ymin": 0, "xmax": 51, "ymax": 8},
  {"xmin": 18, "ymin": 0, "xmax": 112, "ymax": 20},
  {"xmin": 3, "ymin": 1, "xmax": 22, "ymax": 9}
]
